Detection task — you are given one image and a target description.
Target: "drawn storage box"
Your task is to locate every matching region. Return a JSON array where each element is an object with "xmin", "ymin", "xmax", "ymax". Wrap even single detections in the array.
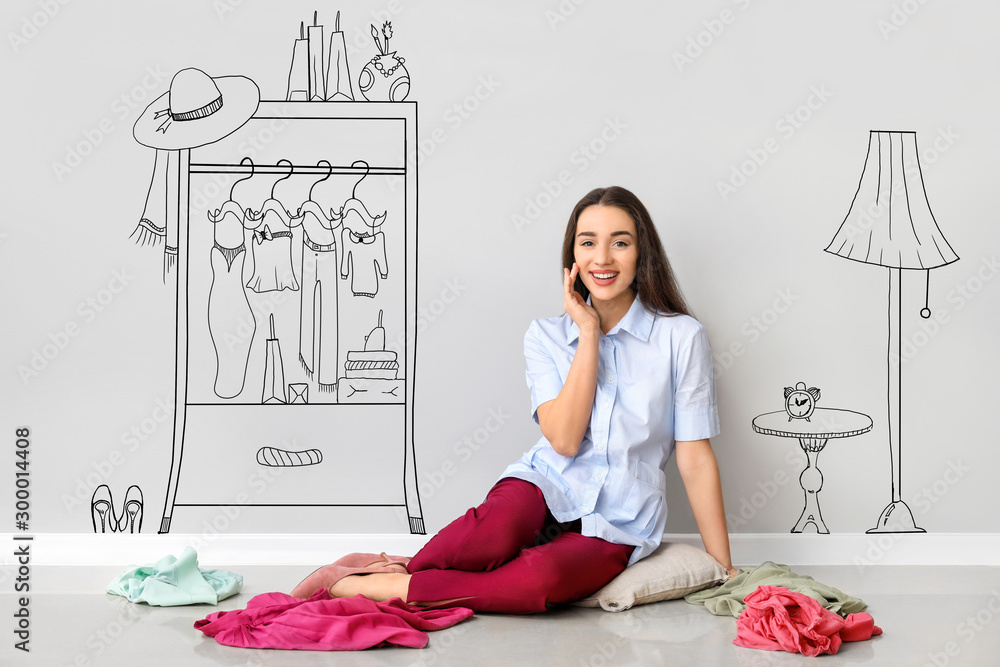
[{"xmin": 159, "ymin": 101, "xmax": 424, "ymax": 535}]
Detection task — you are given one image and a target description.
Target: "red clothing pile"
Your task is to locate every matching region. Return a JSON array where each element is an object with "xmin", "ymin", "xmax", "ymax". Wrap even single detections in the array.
[
  {"xmin": 195, "ymin": 590, "xmax": 473, "ymax": 651},
  {"xmin": 735, "ymin": 585, "xmax": 882, "ymax": 656}
]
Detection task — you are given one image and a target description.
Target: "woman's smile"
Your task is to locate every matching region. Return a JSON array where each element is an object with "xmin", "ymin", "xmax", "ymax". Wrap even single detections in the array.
[
  {"xmin": 589, "ymin": 271, "xmax": 620, "ymax": 286},
  {"xmin": 574, "ymin": 204, "xmax": 638, "ymax": 314}
]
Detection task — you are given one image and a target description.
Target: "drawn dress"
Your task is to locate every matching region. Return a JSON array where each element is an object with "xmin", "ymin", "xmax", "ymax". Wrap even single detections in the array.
[{"xmin": 207, "ymin": 201, "xmax": 255, "ymax": 399}]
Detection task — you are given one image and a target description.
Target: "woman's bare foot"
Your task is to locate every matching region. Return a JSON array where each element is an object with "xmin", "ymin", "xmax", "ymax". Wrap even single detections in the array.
[{"xmin": 329, "ymin": 572, "xmax": 411, "ymax": 602}]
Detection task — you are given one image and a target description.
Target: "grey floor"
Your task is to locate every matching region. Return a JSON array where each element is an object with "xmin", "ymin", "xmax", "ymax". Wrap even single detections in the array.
[{"xmin": 3, "ymin": 564, "xmax": 999, "ymax": 666}]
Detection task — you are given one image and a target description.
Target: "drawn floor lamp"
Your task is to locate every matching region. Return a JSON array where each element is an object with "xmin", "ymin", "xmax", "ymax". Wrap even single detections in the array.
[{"xmin": 824, "ymin": 130, "xmax": 959, "ymax": 533}]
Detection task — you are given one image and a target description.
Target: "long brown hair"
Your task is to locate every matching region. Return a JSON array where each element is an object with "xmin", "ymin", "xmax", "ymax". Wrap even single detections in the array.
[{"xmin": 561, "ymin": 186, "xmax": 692, "ymax": 317}]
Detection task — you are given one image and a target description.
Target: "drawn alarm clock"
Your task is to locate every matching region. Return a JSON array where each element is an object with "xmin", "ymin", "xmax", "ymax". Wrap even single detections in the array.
[{"xmin": 784, "ymin": 382, "xmax": 821, "ymax": 421}]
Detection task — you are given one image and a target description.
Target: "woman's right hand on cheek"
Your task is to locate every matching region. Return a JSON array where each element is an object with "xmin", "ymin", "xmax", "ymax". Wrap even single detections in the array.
[{"xmin": 564, "ymin": 264, "xmax": 600, "ymax": 334}]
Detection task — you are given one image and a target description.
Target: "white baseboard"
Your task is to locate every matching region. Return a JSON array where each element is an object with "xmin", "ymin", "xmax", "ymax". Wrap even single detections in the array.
[
  {"xmin": 2, "ymin": 533, "xmax": 999, "ymax": 567},
  {"xmin": 703, "ymin": 533, "xmax": 1000, "ymax": 567}
]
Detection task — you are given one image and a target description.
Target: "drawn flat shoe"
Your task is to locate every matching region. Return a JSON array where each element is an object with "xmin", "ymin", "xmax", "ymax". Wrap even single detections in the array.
[
  {"xmin": 91, "ymin": 484, "xmax": 116, "ymax": 534},
  {"xmin": 290, "ymin": 552, "xmax": 411, "ymax": 598},
  {"xmin": 118, "ymin": 485, "xmax": 143, "ymax": 534}
]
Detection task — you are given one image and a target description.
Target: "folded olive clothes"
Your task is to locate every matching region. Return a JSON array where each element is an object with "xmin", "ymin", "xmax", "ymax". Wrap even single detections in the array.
[
  {"xmin": 106, "ymin": 546, "xmax": 242, "ymax": 606},
  {"xmin": 684, "ymin": 561, "xmax": 869, "ymax": 617}
]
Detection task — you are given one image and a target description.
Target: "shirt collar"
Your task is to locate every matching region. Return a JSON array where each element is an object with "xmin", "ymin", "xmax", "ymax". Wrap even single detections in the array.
[{"xmin": 566, "ymin": 295, "xmax": 654, "ymax": 344}]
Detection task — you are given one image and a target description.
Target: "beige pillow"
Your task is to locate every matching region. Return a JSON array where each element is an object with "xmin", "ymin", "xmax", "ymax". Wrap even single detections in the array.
[{"xmin": 572, "ymin": 542, "xmax": 727, "ymax": 612}]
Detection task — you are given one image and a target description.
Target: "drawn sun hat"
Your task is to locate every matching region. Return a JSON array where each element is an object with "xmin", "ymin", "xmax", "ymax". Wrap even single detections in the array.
[{"xmin": 133, "ymin": 67, "xmax": 260, "ymax": 150}]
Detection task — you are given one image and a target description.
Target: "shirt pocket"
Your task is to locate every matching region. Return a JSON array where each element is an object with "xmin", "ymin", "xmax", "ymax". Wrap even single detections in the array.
[
  {"xmin": 529, "ymin": 449, "xmax": 575, "ymax": 506},
  {"xmin": 622, "ymin": 460, "xmax": 665, "ymax": 535}
]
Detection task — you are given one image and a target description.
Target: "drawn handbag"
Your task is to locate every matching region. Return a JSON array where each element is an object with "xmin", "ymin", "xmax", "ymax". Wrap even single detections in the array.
[{"xmin": 262, "ymin": 314, "xmax": 287, "ymax": 404}]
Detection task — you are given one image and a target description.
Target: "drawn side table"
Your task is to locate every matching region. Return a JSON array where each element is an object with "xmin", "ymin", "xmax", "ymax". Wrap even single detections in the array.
[{"xmin": 752, "ymin": 408, "xmax": 873, "ymax": 534}]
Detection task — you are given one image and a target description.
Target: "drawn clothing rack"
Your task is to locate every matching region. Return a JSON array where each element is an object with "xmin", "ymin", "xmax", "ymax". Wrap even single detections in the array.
[{"xmin": 158, "ymin": 102, "xmax": 424, "ymax": 534}]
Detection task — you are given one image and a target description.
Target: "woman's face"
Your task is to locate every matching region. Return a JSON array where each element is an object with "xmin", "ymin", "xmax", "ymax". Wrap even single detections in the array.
[{"xmin": 573, "ymin": 204, "xmax": 639, "ymax": 308}]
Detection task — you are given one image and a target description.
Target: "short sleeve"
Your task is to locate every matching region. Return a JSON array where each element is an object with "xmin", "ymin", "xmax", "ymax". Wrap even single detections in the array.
[
  {"xmin": 672, "ymin": 323, "xmax": 721, "ymax": 441},
  {"xmin": 524, "ymin": 320, "xmax": 564, "ymax": 424}
]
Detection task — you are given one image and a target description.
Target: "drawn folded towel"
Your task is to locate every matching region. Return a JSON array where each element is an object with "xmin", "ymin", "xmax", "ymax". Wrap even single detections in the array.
[
  {"xmin": 684, "ymin": 561, "xmax": 869, "ymax": 617},
  {"xmin": 106, "ymin": 546, "xmax": 242, "ymax": 606},
  {"xmin": 735, "ymin": 585, "xmax": 882, "ymax": 656},
  {"xmin": 195, "ymin": 589, "xmax": 473, "ymax": 650}
]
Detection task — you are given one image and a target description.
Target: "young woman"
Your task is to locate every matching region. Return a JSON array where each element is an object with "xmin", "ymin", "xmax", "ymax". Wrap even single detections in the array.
[{"xmin": 294, "ymin": 186, "xmax": 736, "ymax": 612}]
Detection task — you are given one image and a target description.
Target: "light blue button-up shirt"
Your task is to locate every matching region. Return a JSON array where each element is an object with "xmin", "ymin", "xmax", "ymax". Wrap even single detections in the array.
[{"xmin": 499, "ymin": 297, "xmax": 720, "ymax": 566}]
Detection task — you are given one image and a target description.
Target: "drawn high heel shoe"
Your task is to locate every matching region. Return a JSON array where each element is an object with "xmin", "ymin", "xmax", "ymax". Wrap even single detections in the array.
[
  {"xmin": 117, "ymin": 485, "xmax": 144, "ymax": 534},
  {"xmin": 91, "ymin": 484, "xmax": 116, "ymax": 534}
]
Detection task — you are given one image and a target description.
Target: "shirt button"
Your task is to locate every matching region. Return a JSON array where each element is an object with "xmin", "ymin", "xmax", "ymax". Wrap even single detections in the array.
[
  {"xmin": 608, "ymin": 375, "xmax": 615, "ymax": 382},
  {"xmin": 597, "ymin": 444, "xmax": 605, "ymax": 452},
  {"xmin": 603, "ymin": 401, "xmax": 610, "ymax": 409}
]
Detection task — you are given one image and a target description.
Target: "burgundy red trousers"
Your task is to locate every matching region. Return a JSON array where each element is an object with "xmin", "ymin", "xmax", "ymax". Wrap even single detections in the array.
[{"xmin": 406, "ymin": 477, "xmax": 633, "ymax": 614}]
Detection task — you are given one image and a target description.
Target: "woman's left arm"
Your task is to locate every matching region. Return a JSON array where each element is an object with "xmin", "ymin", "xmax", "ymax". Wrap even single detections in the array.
[{"xmin": 675, "ymin": 438, "xmax": 738, "ymax": 578}]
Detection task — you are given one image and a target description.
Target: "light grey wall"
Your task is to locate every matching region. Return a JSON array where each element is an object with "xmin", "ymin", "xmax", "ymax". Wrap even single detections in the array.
[{"xmin": 2, "ymin": 1, "xmax": 997, "ymax": 536}]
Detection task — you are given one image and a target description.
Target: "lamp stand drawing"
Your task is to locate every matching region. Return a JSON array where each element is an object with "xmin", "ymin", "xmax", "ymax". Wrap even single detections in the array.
[{"xmin": 824, "ymin": 130, "xmax": 959, "ymax": 533}]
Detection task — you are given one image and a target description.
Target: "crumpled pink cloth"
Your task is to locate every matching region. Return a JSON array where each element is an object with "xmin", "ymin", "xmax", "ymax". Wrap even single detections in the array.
[
  {"xmin": 194, "ymin": 589, "xmax": 473, "ymax": 651},
  {"xmin": 735, "ymin": 585, "xmax": 882, "ymax": 656}
]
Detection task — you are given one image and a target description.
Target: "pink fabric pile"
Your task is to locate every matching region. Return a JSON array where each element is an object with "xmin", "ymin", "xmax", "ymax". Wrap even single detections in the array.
[
  {"xmin": 735, "ymin": 585, "xmax": 882, "ymax": 656},
  {"xmin": 195, "ymin": 589, "xmax": 473, "ymax": 651}
]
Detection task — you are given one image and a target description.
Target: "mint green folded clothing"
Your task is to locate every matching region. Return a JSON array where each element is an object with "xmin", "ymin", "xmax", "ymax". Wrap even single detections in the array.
[
  {"xmin": 106, "ymin": 546, "xmax": 242, "ymax": 606},
  {"xmin": 683, "ymin": 561, "xmax": 868, "ymax": 617}
]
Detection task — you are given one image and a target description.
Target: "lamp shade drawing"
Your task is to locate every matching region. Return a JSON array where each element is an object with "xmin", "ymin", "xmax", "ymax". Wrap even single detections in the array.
[{"xmin": 824, "ymin": 130, "xmax": 959, "ymax": 533}]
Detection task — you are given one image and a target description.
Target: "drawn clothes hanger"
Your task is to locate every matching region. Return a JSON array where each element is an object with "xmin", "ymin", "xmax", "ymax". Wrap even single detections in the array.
[
  {"xmin": 297, "ymin": 162, "xmax": 342, "ymax": 391},
  {"xmin": 334, "ymin": 160, "xmax": 387, "ymax": 237},
  {"xmin": 207, "ymin": 158, "xmax": 258, "ymax": 270},
  {"xmin": 337, "ymin": 198, "xmax": 386, "ymax": 236},
  {"xmin": 244, "ymin": 160, "xmax": 301, "ymax": 293},
  {"xmin": 295, "ymin": 160, "xmax": 342, "ymax": 248},
  {"xmin": 336, "ymin": 160, "xmax": 389, "ymax": 298},
  {"xmin": 205, "ymin": 157, "xmax": 256, "ymax": 399}
]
